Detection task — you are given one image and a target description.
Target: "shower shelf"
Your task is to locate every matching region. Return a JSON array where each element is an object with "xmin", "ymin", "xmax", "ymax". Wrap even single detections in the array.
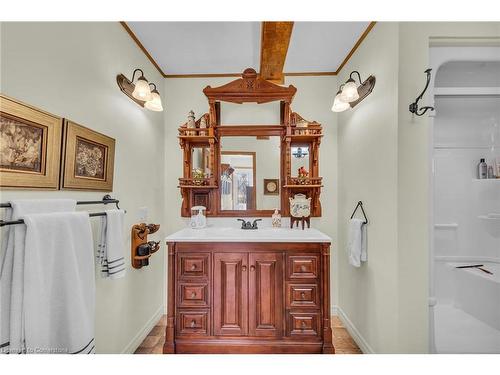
[
  {"xmin": 478, "ymin": 215, "xmax": 500, "ymax": 221},
  {"xmin": 434, "ymin": 87, "xmax": 500, "ymax": 97},
  {"xmin": 472, "ymin": 179, "xmax": 500, "ymax": 183},
  {"xmin": 434, "ymin": 223, "xmax": 458, "ymax": 229}
]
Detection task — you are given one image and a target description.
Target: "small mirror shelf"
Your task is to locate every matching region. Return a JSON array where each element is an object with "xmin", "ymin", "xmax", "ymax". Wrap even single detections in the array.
[{"xmin": 177, "ymin": 68, "xmax": 324, "ymax": 218}]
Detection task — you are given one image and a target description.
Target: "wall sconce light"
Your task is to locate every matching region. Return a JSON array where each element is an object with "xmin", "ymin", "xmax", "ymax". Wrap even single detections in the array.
[
  {"xmin": 331, "ymin": 71, "xmax": 376, "ymax": 113},
  {"xmin": 116, "ymin": 69, "xmax": 164, "ymax": 112},
  {"xmin": 292, "ymin": 146, "xmax": 309, "ymax": 159}
]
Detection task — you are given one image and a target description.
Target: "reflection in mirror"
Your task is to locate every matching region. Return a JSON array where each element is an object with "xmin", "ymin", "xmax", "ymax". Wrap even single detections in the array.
[
  {"xmin": 291, "ymin": 146, "xmax": 310, "ymax": 177},
  {"xmin": 220, "ymin": 136, "xmax": 280, "ymax": 211},
  {"xmin": 191, "ymin": 147, "xmax": 211, "ymax": 177}
]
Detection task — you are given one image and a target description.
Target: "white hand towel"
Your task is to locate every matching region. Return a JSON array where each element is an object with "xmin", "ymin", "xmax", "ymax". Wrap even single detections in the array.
[
  {"xmin": 347, "ymin": 218, "xmax": 367, "ymax": 268},
  {"xmin": 0, "ymin": 199, "xmax": 76, "ymax": 354},
  {"xmin": 22, "ymin": 211, "xmax": 95, "ymax": 354},
  {"xmin": 98, "ymin": 209, "xmax": 126, "ymax": 279}
]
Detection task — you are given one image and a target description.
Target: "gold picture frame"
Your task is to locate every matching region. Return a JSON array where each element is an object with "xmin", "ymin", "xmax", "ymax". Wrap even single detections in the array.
[
  {"xmin": 264, "ymin": 178, "xmax": 280, "ymax": 195},
  {"xmin": 0, "ymin": 94, "xmax": 63, "ymax": 189},
  {"xmin": 61, "ymin": 120, "xmax": 115, "ymax": 191}
]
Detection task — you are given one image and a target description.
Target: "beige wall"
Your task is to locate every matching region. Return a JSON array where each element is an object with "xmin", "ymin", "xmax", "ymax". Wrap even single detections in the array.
[
  {"xmin": 163, "ymin": 75, "xmax": 339, "ymax": 304},
  {"xmin": 0, "ymin": 22, "xmax": 166, "ymax": 353},
  {"xmin": 397, "ymin": 22, "xmax": 500, "ymax": 353},
  {"xmin": 337, "ymin": 21, "xmax": 500, "ymax": 353},
  {"xmin": 337, "ymin": 22, "xmax": 400, "ymax": 353}
]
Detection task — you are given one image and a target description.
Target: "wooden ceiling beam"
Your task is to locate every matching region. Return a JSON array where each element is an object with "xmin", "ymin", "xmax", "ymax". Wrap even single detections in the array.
[{"xmin": 259, "ymin": 22, "xmax": 294, "ymax": 84}]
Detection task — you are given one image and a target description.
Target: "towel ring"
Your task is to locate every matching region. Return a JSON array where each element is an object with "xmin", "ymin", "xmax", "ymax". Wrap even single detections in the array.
[{"xmin": 350, "ymin": 201, "xmax": 368, "ymax": 224}]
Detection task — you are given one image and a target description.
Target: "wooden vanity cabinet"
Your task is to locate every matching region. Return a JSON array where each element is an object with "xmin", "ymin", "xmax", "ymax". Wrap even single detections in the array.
[{"xmin": 164, "ymin": 242, "xmax": 334, "ymax": 354}]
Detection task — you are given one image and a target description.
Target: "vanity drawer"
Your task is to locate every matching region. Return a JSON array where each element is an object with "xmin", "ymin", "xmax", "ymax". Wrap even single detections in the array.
[
  {"xmin": 286, "ymin": 283, "xmax": 319, "ymax": 308},
  {"xmin": 178, "ymin": 253, "xmax": 210, "ymax": 279},
  {"xmin": 286, "ymin": 311, "xmax": 320, "ymax": 337},
  {"xmin": 286, "ymin": 254, "xmax": 319, "ymax": 279},
  {"xmin": 178, "ymin": 283, "xmax": 209, "ymax": 308},
  {"xmin": 177, "ymin": 310, "xmax": 210, "ymax": 336}
]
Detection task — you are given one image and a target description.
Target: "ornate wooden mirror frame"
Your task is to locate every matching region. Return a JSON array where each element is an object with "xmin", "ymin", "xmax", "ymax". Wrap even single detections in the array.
[{"xmin": 178, "ymin": 68, "xmax": 323, "ymax": 218}]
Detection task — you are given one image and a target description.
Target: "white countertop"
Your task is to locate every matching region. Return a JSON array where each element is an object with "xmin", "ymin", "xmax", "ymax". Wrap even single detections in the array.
[{"xmin": 165, "ymin": 226, "xmax": 332, "ymax": 243}]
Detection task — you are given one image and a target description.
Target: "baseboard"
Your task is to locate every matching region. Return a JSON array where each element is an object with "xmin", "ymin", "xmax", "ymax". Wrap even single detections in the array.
[
  {"xmin": 332, "ymin": 305, "xmax": 375, "ymax": 354},
  {"xmin": 121, "ymin": 306, "xmax": 164, "ymax": 354}
]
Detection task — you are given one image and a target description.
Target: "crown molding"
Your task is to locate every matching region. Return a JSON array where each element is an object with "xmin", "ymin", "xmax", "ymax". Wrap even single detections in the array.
[
  {"xmin": 120, "ymin": 21, "xmax": 166, "ymax": 77},
  {"xmin": 120, "ymin": 21, "xmax": 377, "ymax": 79},
  {"xmin": 335, "ymin": 21, "xmax": 377, "ymax": 74}
]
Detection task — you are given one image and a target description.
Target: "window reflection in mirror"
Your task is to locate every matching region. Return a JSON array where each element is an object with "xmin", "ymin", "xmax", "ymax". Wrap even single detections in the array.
[
  {"xmin": 220, "ymin": 136, "xmax": 280, "ymax": 211},
  {"xmin": 191, "ymin": 147, "xmax": 211, "ymax": 177},
  {"xmin": 290, "ymin": 146, "xmax": 310, "ymax": 177}
]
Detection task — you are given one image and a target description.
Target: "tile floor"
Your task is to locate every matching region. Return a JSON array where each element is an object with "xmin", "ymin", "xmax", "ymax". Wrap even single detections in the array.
[{"xmin": 134, "ymin": 315, "xmax": 362, "ymax": 354}]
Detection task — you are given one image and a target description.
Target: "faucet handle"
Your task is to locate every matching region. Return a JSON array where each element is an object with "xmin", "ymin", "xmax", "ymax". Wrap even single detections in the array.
[
  {"xmin": 251, "ymin": 219, "xmax": 262, "ymax": 229},
  {"xmin": 237, "ymin": 218, "xmax": 247, "ymax": 229}
]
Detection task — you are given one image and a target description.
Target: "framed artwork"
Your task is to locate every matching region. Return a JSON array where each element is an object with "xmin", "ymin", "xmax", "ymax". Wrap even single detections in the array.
[
  {"xmin": 61, "ymin": 120, "xmax": 115, "ymax": 191},
  {"xmin": 0, "ymin": 94, "xmax": 63, "ymax": 189},
  {"xmin": 264, "ymin": 178, "xmax": 279, "ymax": 195}
]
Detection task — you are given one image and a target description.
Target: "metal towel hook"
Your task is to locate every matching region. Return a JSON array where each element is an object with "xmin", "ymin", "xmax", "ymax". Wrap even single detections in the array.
[
  {"xmin": 102, "ymin": 194, "xmax": 120, "ymax": 209},
  {"xmin": 409, "ymin": 68, "xmax": 435, "ymax": 117}
]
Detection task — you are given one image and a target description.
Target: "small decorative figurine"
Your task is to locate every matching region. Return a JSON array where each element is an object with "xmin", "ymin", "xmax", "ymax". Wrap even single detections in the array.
[
  {"xmin": 187, "ymin": 110, "xmax": 196, "ymax": 136},
  {"xmin": 272, "ymin": 208, "xmax": 282, "ymax": 228},
  {"xmin": 199, "ymin": 115, "xmax": 207, "ymax": 136},
  {"xmin": 297, "ymin": 166, "xmax": 309, "ymax": 184},
  {"xmin": 289, "ymin": 193, "xmax": 311, "ymax": 230}
]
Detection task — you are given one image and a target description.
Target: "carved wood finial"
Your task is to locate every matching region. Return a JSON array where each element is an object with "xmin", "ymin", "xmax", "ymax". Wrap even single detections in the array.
[{"xmin": 203, "ymin": 67, "xmax": 297, "ymax": 104}]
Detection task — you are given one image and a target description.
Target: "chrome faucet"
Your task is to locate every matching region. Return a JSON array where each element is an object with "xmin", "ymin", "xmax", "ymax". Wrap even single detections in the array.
[{"xmin": 237, "ymin": 219, "xmax": 262, "ymax": 230}]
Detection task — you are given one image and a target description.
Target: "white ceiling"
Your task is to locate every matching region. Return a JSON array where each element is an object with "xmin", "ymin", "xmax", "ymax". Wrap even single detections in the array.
[{"xmin": 126, "ymin": 21, "xmax": 370, "ymax": 76}]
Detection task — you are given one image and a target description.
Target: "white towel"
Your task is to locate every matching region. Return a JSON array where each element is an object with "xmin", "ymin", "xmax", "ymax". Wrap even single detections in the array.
[
  {"xmin": 347, "ymin": 218, "xmax": 367, "ymax": 268},
  {"xmin": 0, "ymin": 199, "xmax": 76, "ymax": 354},
  {"xmin": 97, "ymin": 210, "xmax": 126, "ymax": 279},
  {"xmin": 22, "ymin": 211, "xmax": 95, "ymax": 354}
]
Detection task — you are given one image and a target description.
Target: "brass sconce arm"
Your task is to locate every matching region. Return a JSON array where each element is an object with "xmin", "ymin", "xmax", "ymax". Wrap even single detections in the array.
[
  {"xmin": 131, "ymin": 68, "xmax": 146, "ymax": 82},
  {"xmin": 348, "ymin": 70, "xmax": 363, "ymax": 84}
]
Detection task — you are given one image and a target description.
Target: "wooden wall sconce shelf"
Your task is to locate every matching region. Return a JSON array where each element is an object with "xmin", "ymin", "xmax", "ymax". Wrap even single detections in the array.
[
  {"xmin": 177, "ymin": 68, "xmax": 324, "ymax": 218},
  {"xmin": 131, "ymin": 223, "xmax": 161, "ymax": 269}
]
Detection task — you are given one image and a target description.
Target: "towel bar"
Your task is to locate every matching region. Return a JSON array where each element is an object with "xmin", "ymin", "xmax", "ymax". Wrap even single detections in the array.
[{"xmin": 0, "ymin": 195, "xmax": 124, "ymax": 227}]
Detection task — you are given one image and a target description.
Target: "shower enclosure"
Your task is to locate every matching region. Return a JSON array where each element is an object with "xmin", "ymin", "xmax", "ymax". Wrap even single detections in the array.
[{"xmin": 430, "ymin": 46, "xmax": 500, "ymax": 353}]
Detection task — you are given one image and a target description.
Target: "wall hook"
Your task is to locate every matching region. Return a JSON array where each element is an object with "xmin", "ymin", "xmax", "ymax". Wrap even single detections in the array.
[{"xmin": 409, "ymin": 68, "xmax": 435, "ymax": 116}]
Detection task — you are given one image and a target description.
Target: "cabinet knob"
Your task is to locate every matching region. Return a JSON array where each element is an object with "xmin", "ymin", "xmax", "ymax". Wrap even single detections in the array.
[
  {"xmin": 250, "ymin": 265, "xmax": 256, "ymax": 271},
  {"xmin": 301, "ymin": 321, "xmax": 306, "ymax": 328},
  {"xmin": 190, "ymin": 320, "xmax": 196, "ymax": 328},
  {"xmin": 191, "ymin": 264, "xmax": 197, "ymax": 270},
  {"xmin": 301, "ymin": 292, "xmax": 306, "ymax": 299},
  {"xmin": 242, "ymin": 265, "xmax": 247, "ymax": 272},
  {"xmin": 191, "ymin": 291, "xmax": 196, "ymax": 298},
  {"xmin": 300, "ymin": 265, "xmax": 307, "ymax": 272}
]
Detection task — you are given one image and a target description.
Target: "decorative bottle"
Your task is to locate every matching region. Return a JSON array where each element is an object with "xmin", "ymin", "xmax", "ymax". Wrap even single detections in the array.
[{"xmin": 272, "ymin": 209, "xmax": 282, "ymax": 228}]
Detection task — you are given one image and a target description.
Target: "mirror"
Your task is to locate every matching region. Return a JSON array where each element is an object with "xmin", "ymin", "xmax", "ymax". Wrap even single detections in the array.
[
  {"xmin": 290, "ymin": 145, "xmax": 310, "ymax": 177},
  {"xmin": 191, "ymin": 146, "xmax": 211, "ymax": 177},
  {"xmin": 220, "ymin": 136, "xmax": 280, "ymax": 211}
]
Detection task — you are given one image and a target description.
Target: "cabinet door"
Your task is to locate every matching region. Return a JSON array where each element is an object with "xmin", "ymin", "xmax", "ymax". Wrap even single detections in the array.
[
  {"xmin": 248, "ymin": 252, "xmax": 283, "ymax": 337},
  {"xmin": 213, "ymin": 252, "xmax": 248, "ymax": 336}
]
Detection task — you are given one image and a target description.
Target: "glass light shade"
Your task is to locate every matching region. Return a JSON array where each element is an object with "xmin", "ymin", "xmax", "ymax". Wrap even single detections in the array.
[
  {"xmin": 340, "ymin": 80, "xmax": 360, "ymax": 102},
  {"xmin": 132, "ymin": 77, "xmax": 153, "ymax": 101},
  {"xmin": 145, "ymin": 91, "xmax": 163, "ymax": 112},
  {"xmin": 331, "ymin": 92, "xmax": 350, "ymax": 112}
]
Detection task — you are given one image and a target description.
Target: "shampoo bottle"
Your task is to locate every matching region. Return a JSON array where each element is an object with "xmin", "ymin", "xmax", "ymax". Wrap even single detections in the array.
[{"xmin": 478, "ymin": 158, "xmax": 487, "ymax": 179}]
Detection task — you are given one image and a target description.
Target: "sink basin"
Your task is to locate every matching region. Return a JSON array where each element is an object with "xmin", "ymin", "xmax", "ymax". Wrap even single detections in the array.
[{"xmin": 165, "ymin": 226, "xmax": 332, "ymax": 243}]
